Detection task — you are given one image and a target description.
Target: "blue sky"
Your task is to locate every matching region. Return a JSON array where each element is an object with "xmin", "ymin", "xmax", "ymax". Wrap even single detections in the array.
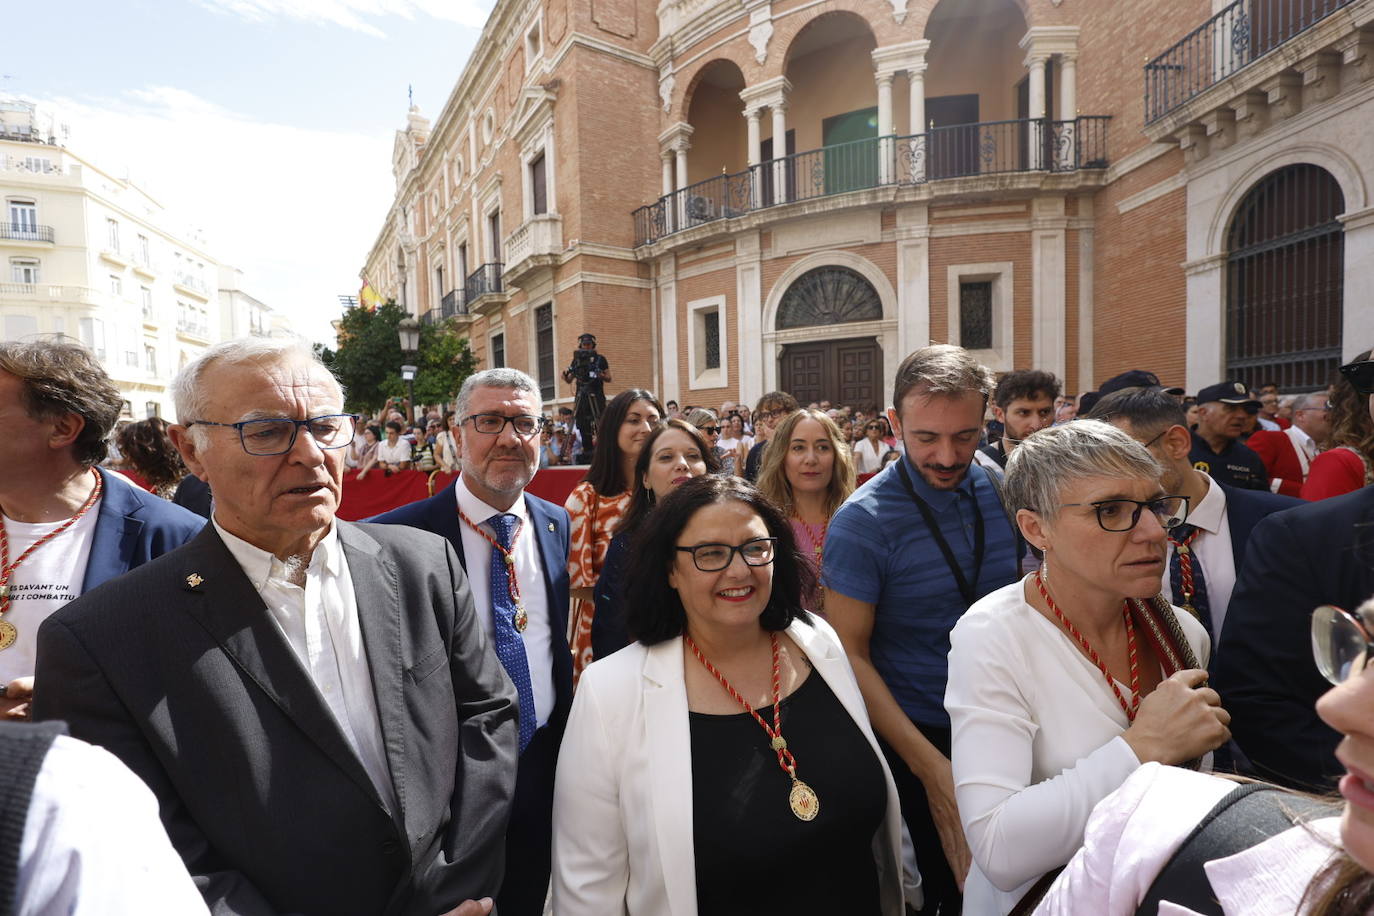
[{"xmin": 5, "ymin": 0, "xmax": 496, "ymax": 342}]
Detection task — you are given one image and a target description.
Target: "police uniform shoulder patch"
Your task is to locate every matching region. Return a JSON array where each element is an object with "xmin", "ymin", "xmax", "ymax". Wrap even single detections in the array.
[{"xmin": 1193, "ymin": 460, "xmax": 1211, "ymax": 473}]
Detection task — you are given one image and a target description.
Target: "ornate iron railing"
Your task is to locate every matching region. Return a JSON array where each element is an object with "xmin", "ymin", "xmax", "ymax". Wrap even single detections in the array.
[
  {"xmin": 440, "ymin": 288, "xmax": 468, "ymax": 317},
  {"xmin": 632, "ymin": 117, "xmax": 1110, "ymax": 247},
  {"xmin": 464, "ymin": 263, "xmax": 504, "ymax": 303},
  {"xmin": 1144, "ymin": 0, "xmax": 1355, "ymax": 123},
  {"xmin": 0, "ymin": 223, "xmax": 54, "ymax": 243}
]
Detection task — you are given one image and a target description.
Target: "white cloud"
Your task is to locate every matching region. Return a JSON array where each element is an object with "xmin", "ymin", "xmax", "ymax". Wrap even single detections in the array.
[
  {"xmin": 41, "ymin": 87, "xmax": 396, "ymax": 344},
  {"xmin": 197, "ymin": 0, "xmax": 491, "ymax": 36}
]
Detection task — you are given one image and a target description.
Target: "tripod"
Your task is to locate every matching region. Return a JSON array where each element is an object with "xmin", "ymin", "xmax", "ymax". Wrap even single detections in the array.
[{"xmin": 572, "ymin": 383, "xmax": 604, "ymax": 464}]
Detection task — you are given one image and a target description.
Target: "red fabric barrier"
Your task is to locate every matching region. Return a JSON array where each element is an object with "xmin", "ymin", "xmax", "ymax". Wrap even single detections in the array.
[{"xmin": 337, "ymin": 467, "xmax": 586, "ymax": 521}]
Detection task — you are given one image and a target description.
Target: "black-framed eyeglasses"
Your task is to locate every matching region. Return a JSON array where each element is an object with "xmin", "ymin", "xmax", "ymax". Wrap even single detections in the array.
[
  {"xmin": 464, "ymin": 413, "xmax": 545, "ymax": 437},
  {"xmin": 185, "ymin": 414, "xmax": 360, "ymax": 456},
  {"xmin": 698, "ymin": 425, "xmax": 720, "ymax": 435},
  {"xmin": 1058, "ymin": 495, "xmax": 1190, "ymax": 532},
  {"xmin": 1312, "ymin": 604, "xmax": 1374, "ymax": 685},
  {"xmin": 675, "ymin": 537, "xmax": 777, "ymax": 572},
  {"xmin": 1140, "ymin": 428, "xmax": 1169, "ymax": 449},
  {"xmin": 1340, "ymin": 360, "xmax": 1374, "ymax": 396}
]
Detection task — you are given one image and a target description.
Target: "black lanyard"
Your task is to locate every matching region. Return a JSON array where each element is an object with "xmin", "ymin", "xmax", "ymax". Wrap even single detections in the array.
[{"xmin": 897, "ymin": 460, "xmax": 985, "ymax": 606}]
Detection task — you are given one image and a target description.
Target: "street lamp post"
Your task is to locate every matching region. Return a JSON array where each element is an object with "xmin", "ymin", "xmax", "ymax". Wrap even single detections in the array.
[{"xmin": 397, "ymin": 317, "xmax": 421, "ymax": 425}]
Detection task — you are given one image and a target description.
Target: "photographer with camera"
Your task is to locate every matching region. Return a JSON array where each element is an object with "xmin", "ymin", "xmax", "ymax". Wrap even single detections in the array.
[{"xmin": 562, "ymin": 333, "xmax": 612, "ymax": 464}]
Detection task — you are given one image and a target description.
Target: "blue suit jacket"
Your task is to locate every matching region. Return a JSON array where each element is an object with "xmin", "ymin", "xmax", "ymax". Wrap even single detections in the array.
[
  {"xmin": 84, "ymin": 468, "xmax": 205, "ymax": 592},
  {"xmin": 369, "ymin": 478, "xmax": 572, "ymax": 916},
  {"xmin": 1217, "ymin": 481, "xmax": 1300, "ymax": 573},
  {"xmin": 1215, "ymin": 485, "xmax": 1374, "ymax": 790}
]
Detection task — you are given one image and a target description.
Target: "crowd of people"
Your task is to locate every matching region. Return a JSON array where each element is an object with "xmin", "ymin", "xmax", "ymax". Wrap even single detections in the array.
[{"xmin": 2, "ymin": 331, "xmax": 1374, "ymax": 915}]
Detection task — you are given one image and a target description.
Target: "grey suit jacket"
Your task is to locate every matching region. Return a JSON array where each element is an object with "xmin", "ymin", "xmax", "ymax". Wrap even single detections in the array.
[{"xmin": 32, "ymin": 520, "xmax": 519, "ymax": 916}]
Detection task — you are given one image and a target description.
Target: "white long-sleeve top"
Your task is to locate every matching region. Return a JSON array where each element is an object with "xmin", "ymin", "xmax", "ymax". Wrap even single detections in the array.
[{"xmin": 945, "ymin": 578, "xmax": 1211, "ymax": 915}]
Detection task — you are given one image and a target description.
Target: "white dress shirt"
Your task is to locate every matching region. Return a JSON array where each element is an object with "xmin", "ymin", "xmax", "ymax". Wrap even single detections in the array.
[
  {"xmin": 375, "ymin": 437, "xmax": 412, "ymax": 465},
  {"xmin": 19, "ymin": 735, "xmax": 210, "ymax": 915},
  {"xmin": 1035, "ymin": 762, "xmax": 1341, "ymax": 915},
  {"xmin": 1164, "ymin": 473, "xmax": 1237, "ymax": 641},
  {"xmin": 453, "ymin": 476, "xmax": 554, "ymax": 728},
  {"xmin": 946, "ymin": 578, "xmax": 1211, "ymax": 915},
  {"xmin": 213, "ymin": 518, "xmax": 397, "ymax": 813}
]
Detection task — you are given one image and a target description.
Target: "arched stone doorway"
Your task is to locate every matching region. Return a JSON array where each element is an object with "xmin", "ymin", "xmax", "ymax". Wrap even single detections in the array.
[
  {"xmin": 775, "ymin": 266, "xmax": 885, "ymax": 408},
  {"xmin": 1225, "ymin": 163, "xmax": 1344, "ymax": 390}
]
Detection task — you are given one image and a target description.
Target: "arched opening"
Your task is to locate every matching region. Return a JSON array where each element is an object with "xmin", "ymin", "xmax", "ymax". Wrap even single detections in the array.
[
  {"xmin": 782, "ymin": 12, "xmax": 882, "ymax": 196},
  {"xmin": 1225, "ymin": 163, "xmax": 1345, "ymax": 391},
  {"xmin": 684, "ymin": 59, "xmax": 747, "ymax": 187},
  {"xmin": 924, "ymin": 0, "xmax": 1030, "ymax": 177},
  {"xmin": 775, "ymin": 266, "xmax": 885, "ymax": 408}
]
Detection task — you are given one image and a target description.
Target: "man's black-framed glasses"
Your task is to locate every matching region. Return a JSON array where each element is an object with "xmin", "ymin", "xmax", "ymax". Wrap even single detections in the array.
[
  {"xmin": 676, "ymin": 537, "xmax": 777, "ymax": 572},
  {"xmin": 1059, "ymin": 495, "xmax": 1190, "ymax": 532},
  {"xmin": 186, "ymin": 414, "xmax": 360, "ymax": 456},
  {"xmin": 1339, "ymin": 360, "xmax": 1374, "ymax": 396},
  {"xmin": 465, "ymin": 413, "xmax": 545, "ymax": 438},
  {"xmin": 1312, "ymin": 604, "xmax": 1374, "ymax": 685}
]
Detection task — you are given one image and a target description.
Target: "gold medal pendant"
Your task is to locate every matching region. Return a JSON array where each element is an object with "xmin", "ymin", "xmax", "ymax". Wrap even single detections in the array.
[
  {"xmin": 512, "ymin": 606, "xmax": 528, "ymax": 633},
  {"xmin": 789, "ymin": 778, "xmax": 819, "ymax": 821},
  {"xmin": 0, "ymin": 585, "xmax": 9, "ymax": 599},
  {"xmin": 0, "ymin": 619, "xmax": 18, "ymax": 651}
]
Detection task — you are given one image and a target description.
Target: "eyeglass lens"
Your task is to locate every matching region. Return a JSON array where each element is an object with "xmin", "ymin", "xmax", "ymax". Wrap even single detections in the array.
[
  {"xmin": 687, "ymin": 539, "xmax": 776, "ymax": 571},
  {"xmin": 470, "ymin": 414, "xmax": 542, "ymax": 436},
  {"xmin": 240, "ymin": 415, "xmax": 355, "ymax": 455},
  {"xmin": 1312, "ymin": 605, "xmax": 1371, "ymax": 685},
  {"xmin": 1095, "ymin": 497, "xmax": 1187, "ymax": 531},
  {"xmin": 1340, "ymin": 361, "xmax": 1374, "ymax": 396}
]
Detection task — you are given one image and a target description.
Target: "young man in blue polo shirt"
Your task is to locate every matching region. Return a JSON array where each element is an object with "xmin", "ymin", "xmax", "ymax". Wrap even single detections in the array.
[{"xmin": 825, "ymin": 345, "xmax": 1020, "ymax": 915}]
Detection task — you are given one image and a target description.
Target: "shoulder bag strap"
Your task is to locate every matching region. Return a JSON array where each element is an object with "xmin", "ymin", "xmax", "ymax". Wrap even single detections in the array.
[{"xmin": 981, "ymin": 467, "xmax": 1030, "ymax": 578}]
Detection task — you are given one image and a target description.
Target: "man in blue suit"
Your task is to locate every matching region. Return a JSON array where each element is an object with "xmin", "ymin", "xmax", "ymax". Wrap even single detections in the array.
[
  {"xmin": 0, "ymin": 340, "xmax": 202, "ymax": 718},
  {"xmin": 1088, "ymin": 386, "xmax": 1299, "ymax": 649},
  {"xmin": 371, "ymin": 367, "xmax": 572, "ymax": 916}
]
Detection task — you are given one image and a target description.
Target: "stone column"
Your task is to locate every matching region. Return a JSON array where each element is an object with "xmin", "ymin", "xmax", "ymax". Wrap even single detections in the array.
[
  {"xmin": 876, "ymin": 73, "xmax": 895, "ymax": 184},
  {"xmin": 745, "ymin": 108, "xmax": 764, "ymax": 207},
  {"xmin": 661, "ymin": 151, "xmax": 674, "ymax": 197},
  {"xmin": 771, "ymin": 103, "xmax": 788, "ymax": 203},
  {"xmin": 1058, "ymin": 52, "xmax": 1079, "ymax": 168},
  {"xmin": 1340, "ymin": 207, "xmax": 1374, "ymax": 361},
  {"xmin": 1026, "ymin": 52, "xmax": 1049, "ymax": 170}
]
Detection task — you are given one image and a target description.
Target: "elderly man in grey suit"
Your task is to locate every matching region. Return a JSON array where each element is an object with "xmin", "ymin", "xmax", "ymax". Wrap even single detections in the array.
[{"xmin": 32, "ymin": 338, "xmax": 518, "ymax": 916}]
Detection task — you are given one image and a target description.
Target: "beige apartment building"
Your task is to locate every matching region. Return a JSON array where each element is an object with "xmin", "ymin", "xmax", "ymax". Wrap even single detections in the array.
[
  {"xmin": 362, "ymin": 0, "xmax": 1374, "ymax": 411},
  {"xmin": 0, "ymin": 97, "xmax": 263, "ymax": 420}
]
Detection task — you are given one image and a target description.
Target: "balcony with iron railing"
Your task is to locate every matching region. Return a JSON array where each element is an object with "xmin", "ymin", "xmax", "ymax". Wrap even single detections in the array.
[
  {"xmin": 421, "ymin": 289, "xmax": 472, "ymax": 326},
  {"xmin": 0, "ymin": 223, "xmax": 54, "ymax": 244},
  {"xmin": 173, "ymin": 271, "xmax": 210, "ymax": 298},
  {"xmin": 176, "ymin": 318, "xmax": 212, "ymax": 340},
  {"xmin": 1144, "ymin": 0, "xmax": 1358, "ymax": 124},
  {"xmin": 464, "ymin": 263, "xmax": 509, "ymax": 316},
  {"xmin": 503, "ymin": 214, "xmax": 563, "ymax": 286},
  {"xmin": 633, "ymin": 117, "xmax": 1110, "ymax": 248}
]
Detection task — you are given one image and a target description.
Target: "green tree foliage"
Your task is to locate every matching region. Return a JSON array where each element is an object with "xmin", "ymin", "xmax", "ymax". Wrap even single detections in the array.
[{"xmin": 317, "ymin": 300, "xmax": 477, "ymax": 414}]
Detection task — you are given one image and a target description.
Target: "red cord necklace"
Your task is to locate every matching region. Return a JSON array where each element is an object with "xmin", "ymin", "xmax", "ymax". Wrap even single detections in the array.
[
  {"xmin": 685, "ymin": 631, "xmax": 819, "ymax": 821},
  {"xmin": 0, "ymin": 469, "xmax": 104, "ymax": 650},
  {"xmin": 1034, "ymin": 568, "xmax": 1140, "ymax": 721},
  {"xmin": 457, "ymin": 509, "xmax": 528, "ymax": 632},
  {"xmin": 1169, "ymin": 528, "xmax": 1202, "ymax": 614}
]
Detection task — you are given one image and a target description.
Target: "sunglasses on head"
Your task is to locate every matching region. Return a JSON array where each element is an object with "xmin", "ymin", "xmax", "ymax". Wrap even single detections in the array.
[{"xmin": 1340, "ymin": 360, "xmax": 1374, "ymax": 396}]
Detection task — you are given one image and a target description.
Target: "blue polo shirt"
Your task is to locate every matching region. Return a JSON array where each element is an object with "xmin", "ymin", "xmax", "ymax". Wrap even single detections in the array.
[{"xmin": 822, "ymin": 456, "xmax": 1019, "ymax": 727}]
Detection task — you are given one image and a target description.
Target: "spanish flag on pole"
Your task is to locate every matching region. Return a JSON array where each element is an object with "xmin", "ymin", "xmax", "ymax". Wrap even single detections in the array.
[{"xmin": 359, "ymin": 275, "xmax": 384, "ymax": 311}]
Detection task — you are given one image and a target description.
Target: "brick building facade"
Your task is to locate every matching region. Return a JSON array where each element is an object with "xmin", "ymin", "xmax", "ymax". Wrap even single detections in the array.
[{"xmin": 362, "ymin": 0, "xmax": 1374, "ymax": 411}]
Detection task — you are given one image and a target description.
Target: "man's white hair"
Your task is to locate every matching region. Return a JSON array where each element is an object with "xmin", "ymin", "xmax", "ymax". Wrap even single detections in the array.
[{"xmin": 172, "ymin": 336, "xmax": 342, "ymax": 446}]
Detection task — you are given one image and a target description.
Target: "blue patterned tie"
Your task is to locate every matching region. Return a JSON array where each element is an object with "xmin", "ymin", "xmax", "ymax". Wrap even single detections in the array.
[
  {"xmin": 487, "ymin": 513, "xmax": 536, "ymax": 754},
  {"xmin": 1168, "ymin": 523, "xmax": 1215, "ymax": 642}
]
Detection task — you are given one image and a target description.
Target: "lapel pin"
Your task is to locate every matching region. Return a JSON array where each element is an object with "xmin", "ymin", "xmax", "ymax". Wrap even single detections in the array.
[
  {"xmin": 186, "ymin": 573, "xmax": 204, "ymax": 588},
  {"xmin": 547, "ymin": 522, "xmax": 556, "ymax": 533}
]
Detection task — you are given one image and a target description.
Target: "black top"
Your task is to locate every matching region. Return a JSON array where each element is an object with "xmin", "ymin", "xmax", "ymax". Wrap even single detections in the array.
[
  {"xmin": 590, "ymin": 532, "xmax": 631, "ymax": 660},
  {"xmin": 978, "ymin": 438, "xmax": 1009, "ymax": 468},
  {"xmin": 1189, "ymin": 430, "xmax": 1268, "ymax": 490},
  {"xmin": 690, "ymin": 667, "xmax": 886, "ymax": 915}
]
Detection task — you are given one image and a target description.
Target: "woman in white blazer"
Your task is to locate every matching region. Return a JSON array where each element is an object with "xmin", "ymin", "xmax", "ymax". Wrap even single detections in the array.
[{"xmin": 552, "ymin": 475, "xmax": 909, "ymax": 915}]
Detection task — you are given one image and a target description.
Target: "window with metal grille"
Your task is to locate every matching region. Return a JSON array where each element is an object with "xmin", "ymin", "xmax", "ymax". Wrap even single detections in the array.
[
  {"xmin": 776, "ymin": 266, "xmax": 882, "ymax": 330},
  {"xmin": 492, "ymin": 332, "xmax": 505, "ymax": 369},
  {"xmin": 536, "ymin": 304, "xmax": 555, "ymax": 400},
  {"xmin": 1226, "ymin": 164, "xmax": 1344, "ymax": 391},
  {"xmin": 960, "ymin": 281, "xmax": 994, "ymax": 350},
  {"xmin": 703, "ymin": 309, "xmax": 721, "ymax": 370}
]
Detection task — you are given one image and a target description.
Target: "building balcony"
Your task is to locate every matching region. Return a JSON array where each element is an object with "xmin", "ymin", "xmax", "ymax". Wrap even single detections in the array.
[
  {"xmin": 502, "ymin": 214, "xmax": 563, "ymax": 286},
  {"xmin": 173, "ymin": 271, "xmax": 210, "ymax": 301},
  {"xmin": 100, "ymin": 247, "xmax": 129, "ymax": 269},
  {"xmin": 0, "ymin": 223, "xmax": 54, "ymax": 245},
  {"xmin": 176, "ymin": 319, "xmax": 212, "ymax": 342},
  {"xmin": 0, "ymin": 282, "xmax": 100, "ymax": 305},
  {"xmin": 633, "ymin": 117, "xmax": 1110, "ymax": 248},
  {"xmin": 131, "ymin": 256, "xmax": 158, "ymax": 279},
  {"xmin": 421, "ymin": 289, "xmax": 473, "ymax": 327},
  {"xmin": 464, "ymin": 263, "xmax": 509, "ymax": 317}
]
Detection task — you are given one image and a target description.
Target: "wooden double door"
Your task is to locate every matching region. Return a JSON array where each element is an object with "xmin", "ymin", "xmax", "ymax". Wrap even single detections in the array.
[{"xmin": 779, "ymin": 337, "xmax": 883, "ymax": 410}]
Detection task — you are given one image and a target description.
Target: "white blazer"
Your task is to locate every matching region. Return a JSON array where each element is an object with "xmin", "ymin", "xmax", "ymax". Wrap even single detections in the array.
[{"xmin": 552, "ymin": 616, "xmax": 909, "ymax": 916}]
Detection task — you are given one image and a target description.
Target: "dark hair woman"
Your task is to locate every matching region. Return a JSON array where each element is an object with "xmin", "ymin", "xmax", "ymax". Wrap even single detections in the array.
[
  {"xmin": 564, "ymin": 388, "xmax": 664, "ymax": 679},
  {"xmin": 1302, "ymin": 349, "xmax": 1374, "ymax": 501},
  {"xmin": 590, "ymin": 419, "xmax": 720, "ymax": 660},
  {"xmin": 115, "ymin": 417, "xmax": 188, "ymax": 499},
  {"xmin": 553, "ymin": 475, "xmax": 909, "ymax": 914}
]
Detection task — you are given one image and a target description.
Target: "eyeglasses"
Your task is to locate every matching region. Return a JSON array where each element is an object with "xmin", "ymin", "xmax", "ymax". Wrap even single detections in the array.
[
  {"xmin": 464, "ymin": 413, "xmax": 545, "ymax": 437},
  {"xmin": 1058, "ymin": 495, "xmax": 1190, "ymax": 532},
  {"xmin": 1339, "ymin": 360, "xmax": 1374, "ymax": 396},
  {"xmin": 698, "ymin": 426, "xmax": 720, "ymax": 435},
  {"xmin": 675, "ymin": 537, "xmax": 777, "ymax": 572},
  {"xmin": 1312, "ymin": 604, "xmax": 1374, "ymax": 685},
  {"xmin": 185, "ymin": 414, "xmax": 360, "ymax": 456}
]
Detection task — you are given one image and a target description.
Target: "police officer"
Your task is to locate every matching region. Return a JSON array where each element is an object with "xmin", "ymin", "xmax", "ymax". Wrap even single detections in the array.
[{"xmin": 1189, "ymin": 380, "xmax": 1269, "ymax": 490}]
